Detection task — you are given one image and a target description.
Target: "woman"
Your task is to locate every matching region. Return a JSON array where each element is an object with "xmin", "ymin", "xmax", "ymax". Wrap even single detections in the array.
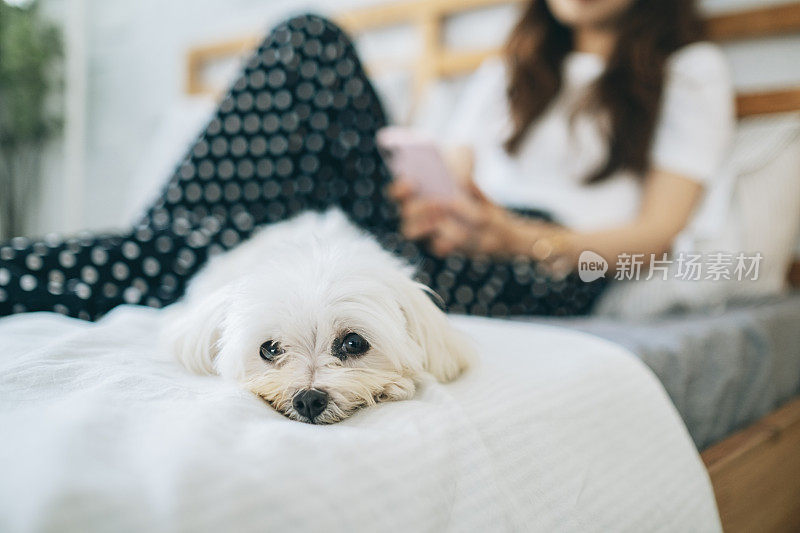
[
  {"xmin": 394, "ymin": 0, "xmax": 733, "ymax": 270},
  {"xmin": 0, "ymin": 0, "xmax": 733, "ymax": 320}
]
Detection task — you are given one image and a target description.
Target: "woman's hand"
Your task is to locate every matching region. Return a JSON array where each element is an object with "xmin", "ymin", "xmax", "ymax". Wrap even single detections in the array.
[
  {"xmin": 426, "ymin": 182, "xmax": 513, "ymax": 257},
  {"xmin": 389, "ymin": 180, "xmax": 524, "ymax": 258},
  {"xmin": 388, "ymin": 179, "xmax": 445, "ymax": 242},
  {"xmin": 387, "ymin": 145, "xmax": 558, "ymax": 258}
]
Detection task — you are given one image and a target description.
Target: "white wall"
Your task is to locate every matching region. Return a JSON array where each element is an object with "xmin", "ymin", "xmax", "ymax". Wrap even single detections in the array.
[
  {"xmin": 15, "ymin": 0, "xmax": 68, "ymax": 238},
  {"xmin": 31, "ymin": 0, "xmax": 800, "ymax": 235},
  {"xmin": 79, "ymin": 0, "xmax": 359, "ymax": 232}
]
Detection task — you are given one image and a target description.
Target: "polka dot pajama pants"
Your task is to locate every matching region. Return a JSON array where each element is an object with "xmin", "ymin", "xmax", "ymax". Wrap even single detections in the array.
[{"xmin": 0, "ymin": 14, "xmax": 606, "ymax": 322}]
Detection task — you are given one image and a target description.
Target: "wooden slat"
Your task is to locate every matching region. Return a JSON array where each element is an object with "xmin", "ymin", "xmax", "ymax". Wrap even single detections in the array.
[
  {"xmin": 338, "ymin": 0, "xmax": 524, "ymax": 32},
  {"xmin": 789, "ymin": 260, "xmax": 800, "ymax": 287},
  {"xmin": 185, "ymin": 37, "xmax": 259, "ymax": 96},
  {"xmin": 436, "ymin": 48, "xmax": 498, "ymax": 77},
  {"xmin": 416, "ymin": 14, "xmax": 442, "ymax": 100},
  {"xmin": 706, "ymin": 2, "xmax": 800, "ymax": 42},
  {"xmin": 185, "ymin": 0, "xmax": 800, "ymax": 119},
  {"xmin": 701, "ymin": 396, "xmax": 800, "ymax": 533},
  {"xmin": 736, "ymin": 88, "xmax": 800, "ymax": 117}
]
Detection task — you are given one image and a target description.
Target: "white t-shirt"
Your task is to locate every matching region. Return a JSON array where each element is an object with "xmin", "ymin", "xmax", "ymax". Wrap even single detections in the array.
[{"xmin": 445, "ymin": 43, "xmax": 735, "ymax": 231}]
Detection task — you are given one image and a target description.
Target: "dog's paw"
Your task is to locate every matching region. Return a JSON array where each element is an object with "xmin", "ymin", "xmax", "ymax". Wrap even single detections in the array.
[{"xmin": 377, "ymin": 378, "xmax": 416, "ymax": 402}]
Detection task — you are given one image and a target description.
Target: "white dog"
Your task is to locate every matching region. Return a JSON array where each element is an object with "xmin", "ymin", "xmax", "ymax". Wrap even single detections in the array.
[{"xmin": 163, "ymin": 209, "xmax": 474, "ymax": 424}]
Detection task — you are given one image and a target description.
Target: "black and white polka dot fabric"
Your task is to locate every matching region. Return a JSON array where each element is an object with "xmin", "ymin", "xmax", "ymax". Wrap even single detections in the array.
[{"xmin": 0, "ymin": 14, "xmax": 606, "ymax": 321}]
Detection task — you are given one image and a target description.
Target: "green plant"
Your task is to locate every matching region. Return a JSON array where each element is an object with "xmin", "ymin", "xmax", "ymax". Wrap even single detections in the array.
[{"xmin": 0, "ymin": 0, "xmax": 62, "ymax": 239}]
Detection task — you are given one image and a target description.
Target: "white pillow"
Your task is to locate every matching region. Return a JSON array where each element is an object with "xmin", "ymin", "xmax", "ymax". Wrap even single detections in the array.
[
  {"xmin": 595, "ymin": 112, "xmax": 800, "ymax": 318},
  {"xmin": 410, "ymin": 76, "xmax": 472, "ymax": 134},
  {"xmin": 370, "ymin": 70, "xmax": 414, "ymax": 126},
  {"xmin": 124, "ymin": 97, "xmax": 217, "ymax": 224}
]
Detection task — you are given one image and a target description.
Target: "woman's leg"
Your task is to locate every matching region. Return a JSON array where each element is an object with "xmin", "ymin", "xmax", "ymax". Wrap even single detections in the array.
[
  {"xmin": 0, "ymin": 13, "xmax": 604, "ymax": 320},
  {"xmin": 0, "ymin": 14, "xmax": 393, "ymax": 320}
]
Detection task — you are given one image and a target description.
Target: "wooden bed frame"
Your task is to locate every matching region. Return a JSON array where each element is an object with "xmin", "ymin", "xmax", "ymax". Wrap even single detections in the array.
[
  {"xmin": 184, "ymin": 2, "xmax": 800, "ymax": 531},
  {"xmin": 185, "ymin": 0, "xmax": 800, "ymax": 119}
]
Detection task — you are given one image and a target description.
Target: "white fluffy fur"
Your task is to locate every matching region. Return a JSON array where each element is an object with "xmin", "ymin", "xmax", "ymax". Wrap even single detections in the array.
[{"xmin": 163, "ymin": 209, "xmax": 474, "ymax": 423}]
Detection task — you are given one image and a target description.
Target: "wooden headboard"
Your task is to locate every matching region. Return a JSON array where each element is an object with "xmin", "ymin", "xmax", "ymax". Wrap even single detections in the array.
[{"xmin": 185, "ymin": 0, "xmax": 800, "ymax": 117}]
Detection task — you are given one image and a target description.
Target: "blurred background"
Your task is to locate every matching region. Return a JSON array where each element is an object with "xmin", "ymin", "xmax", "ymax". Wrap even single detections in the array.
[{"xmin": 1, "ymin": 0, "xmax": 800, "ymax": 240}]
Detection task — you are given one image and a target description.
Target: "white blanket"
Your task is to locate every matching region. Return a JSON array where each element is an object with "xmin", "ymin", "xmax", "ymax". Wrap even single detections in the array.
[{"xmin": 0, "ymin": 306, "xmax": 720, "ymax": 532}]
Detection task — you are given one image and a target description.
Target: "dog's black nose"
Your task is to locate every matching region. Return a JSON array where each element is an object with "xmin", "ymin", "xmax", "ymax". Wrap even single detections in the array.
[{"xmin": 293, "ymin": 389, "xmax": 329, "ymax": 420}]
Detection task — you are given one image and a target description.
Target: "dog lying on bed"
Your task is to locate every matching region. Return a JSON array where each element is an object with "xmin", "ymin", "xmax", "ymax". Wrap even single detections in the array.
[{"xmin": 163, "ymin": 209, "xmax": 473, "ymax": 424}]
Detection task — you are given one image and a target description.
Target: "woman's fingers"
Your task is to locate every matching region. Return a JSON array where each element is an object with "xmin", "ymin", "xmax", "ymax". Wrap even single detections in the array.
[
  {"xmin": 448, "ymin": 191, "xmax": 500, "ymax": 233},
  {"xmin": 393, "ymin": 183, "xmax": 499, "ymax": 255},
  {"xmin": 401, "ymin": 197, "xmax": 443, "ymax": 221},
  {"xmin": 400, "ymin": 198, "xmax": 445, "ymax": 239},
  {"xmin": 447, "ymin": 196, "xmax": 482, "ymax": 227},
  {"xmin": 387, "ymin": 179, "xmax": 415, "ymax": 201},
  {"xmin": 390, "ymin": 180, "xmax": 441, "ymax": 239},
  {"xmin": 402, "ymin": 218, "xmax": 436, "ymax": 240},
  {"xmin": 430, "ymin": 216, "xmax": 472, "ymax": 257}
]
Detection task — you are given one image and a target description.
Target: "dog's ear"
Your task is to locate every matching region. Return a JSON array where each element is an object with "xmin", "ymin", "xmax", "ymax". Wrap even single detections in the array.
[
  {"xmin": 398, "ymin": 279, "xmax": 475, "ymax": 382},
  {"xmin": 162, "ymin": 288, "xmax": 229, "ymax": 375}
]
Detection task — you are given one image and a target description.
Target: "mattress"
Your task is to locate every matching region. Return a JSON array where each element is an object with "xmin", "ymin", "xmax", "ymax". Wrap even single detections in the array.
[
  {"xmin": 540, "ymin": 292, "xmax": 800, "ymax": 449},
  {"xmin": 0, "ymin": 306, "xmax": 721, "ymax": 532}
]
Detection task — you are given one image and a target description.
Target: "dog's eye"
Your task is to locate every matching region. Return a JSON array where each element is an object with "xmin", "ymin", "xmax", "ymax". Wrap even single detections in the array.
[
  {"xmin": 341, "ymin": 332, "xmax": 369, "ymax": 356},
  {"xmin": 259, "ymin": 340, "xmax": 283, "ymax": 361}
]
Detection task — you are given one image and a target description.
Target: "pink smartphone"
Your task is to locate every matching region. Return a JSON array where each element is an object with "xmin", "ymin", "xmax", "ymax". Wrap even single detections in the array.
[{"xmin": 376, "ymin": 126, "xmax": 462, "ymax": 199}]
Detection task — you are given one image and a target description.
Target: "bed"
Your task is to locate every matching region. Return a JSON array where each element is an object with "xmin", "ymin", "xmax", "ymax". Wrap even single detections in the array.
[
  {"xmin": 0, "ymin": 306, "xmax": 722, "ymax": 532},
  {"xmin": 3, "ymin": 299, "xmax": 799, "ymax": 531}
]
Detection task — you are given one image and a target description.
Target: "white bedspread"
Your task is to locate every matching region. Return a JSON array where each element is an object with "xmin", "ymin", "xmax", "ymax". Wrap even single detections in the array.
[{"xmin": 0, "ymin": 306, "xmax": 721, "ymax": 532}]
